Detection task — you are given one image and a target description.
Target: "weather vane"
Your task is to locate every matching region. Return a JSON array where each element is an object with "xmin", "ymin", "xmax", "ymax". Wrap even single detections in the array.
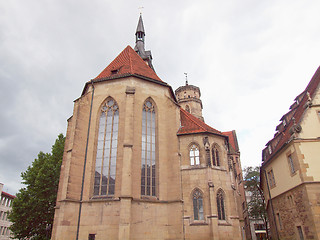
[
  {"xmin": 184, "ymin": 72, "xmax": 188, "ymax": 85},
  {"xmin": 138, "ymin": 6, "xmax": 144, "ymax": 15}
]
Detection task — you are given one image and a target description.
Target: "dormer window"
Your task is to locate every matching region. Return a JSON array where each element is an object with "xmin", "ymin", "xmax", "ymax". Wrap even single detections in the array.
[
  {"xmin": 283, "ymin": 119, "xmax": 286, "ymax": 127},
  {"xmin": 268, "ymin": 145, "xmax": 272, "ymax": 154}
]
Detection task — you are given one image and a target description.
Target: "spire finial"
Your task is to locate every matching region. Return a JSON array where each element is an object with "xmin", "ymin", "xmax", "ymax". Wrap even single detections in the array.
[
  {"xmin": 138, "ymin": 6, "xmax": 144, "ymax": 15},
  {"xmin": 184, "ymin": 73, "xmax": 188, "ymax": 86}
]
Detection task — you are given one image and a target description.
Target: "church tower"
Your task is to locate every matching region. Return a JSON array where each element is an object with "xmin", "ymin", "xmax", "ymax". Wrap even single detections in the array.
[
  {"xmin": 175, "ymin": 79, "xmax": 204, "ymax": 121},
  {"xmin": 51, "ymin": 15, "xmax": 247, "ymax": 240}
]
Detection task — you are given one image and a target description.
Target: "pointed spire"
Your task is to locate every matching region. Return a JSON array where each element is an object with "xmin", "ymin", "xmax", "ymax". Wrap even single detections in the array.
[
  {"xmin": 134, "ymin": 15, "xmax": 155, "ymax": 72},
  {"xmin": 136, "ymin": 14, "xmax": 145, "ymax": 41}
]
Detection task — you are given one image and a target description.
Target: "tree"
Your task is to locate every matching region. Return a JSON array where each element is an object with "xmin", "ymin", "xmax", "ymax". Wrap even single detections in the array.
[
  {"xmin": 9, "ymin": 134, "xmax": 65, "ymax": 240},
  {"xmin": 243, "ymin": 166, "xmax": 269, "ymax": 240}
]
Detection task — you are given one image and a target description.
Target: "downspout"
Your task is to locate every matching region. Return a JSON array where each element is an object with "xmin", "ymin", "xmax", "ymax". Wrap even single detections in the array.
[
  {"xmin": 264, "ymin": 169, "xmax": 279, "ymax": 240},
  {"xmin": 76, "ymin": 81, "xmax": 95, "ymax": 240},
  {"xmin": 178, "ymin": 137, "xmax": 186, "ymax": 240}
]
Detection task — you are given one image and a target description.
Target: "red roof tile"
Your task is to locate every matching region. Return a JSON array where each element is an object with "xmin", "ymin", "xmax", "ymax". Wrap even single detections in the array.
[
  {"xmin": 2, "ymin": 191, "xmax": 16, "ymax": 199},
  {"xmin": 262, "ymin": 66, "xmax": 320, "ymax": 164},
  {"xmin": 177, "ymin": 108, "xmax": 224, "ymax": 136},
  {"xmin": 223, "ymin": 131, "xmax": 239, "ymax": 152},
  {"xmin": 94, "ymin": 45, "xmax": 162, "ymax": 82}
]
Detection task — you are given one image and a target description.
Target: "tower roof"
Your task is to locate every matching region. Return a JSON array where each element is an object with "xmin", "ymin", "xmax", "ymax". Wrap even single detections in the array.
[
  {"xmin": 94, "ymin": 45, "xmax": 161, "ymax": 82},
  {"xmin": 136, "ymin": 15, "xmax": 145, "ymax": 33},
  {"xmin": 177, "ymin": 108, "xmax": 224, "ymax": 136}
]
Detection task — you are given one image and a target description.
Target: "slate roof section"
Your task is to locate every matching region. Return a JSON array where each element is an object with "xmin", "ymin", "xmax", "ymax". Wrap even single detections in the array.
[
  {"xmin": 94, "ymin": 45, "xmax": 161, "ymax": 82},
  {"xmin": 262, "ymin": 66, "xmax": 320, "ymax": 164},
  {"xmin": 177, "ymin": 108, "xmax": 224, "ymax": 136}
]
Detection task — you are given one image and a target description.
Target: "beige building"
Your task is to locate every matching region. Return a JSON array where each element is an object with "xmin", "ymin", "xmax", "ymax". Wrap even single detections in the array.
[
  {"xmin": 52, "ymin": 16, "xmax": 248, "ymax": 240},
  {"xmin": 0, "ymin": 183, "xmax": 15, "ymax": 240},
  {"xmin": 261, "ymin": 66, "xmax": 320, "ymax": 240}
]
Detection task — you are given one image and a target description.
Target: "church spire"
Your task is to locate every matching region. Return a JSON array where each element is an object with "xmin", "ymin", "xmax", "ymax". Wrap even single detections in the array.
[
  {"xmin": 134, "ymin": 15, "xmax": 155, "ymax": 71},
  {"xmin": 135, "ymin": 14, "xmax": 145, "ymax": 43}
]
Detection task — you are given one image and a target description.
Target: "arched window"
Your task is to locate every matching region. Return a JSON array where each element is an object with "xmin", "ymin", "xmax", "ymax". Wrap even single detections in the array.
[
  {"xmin": 217, "ymin": 190, "xmax": 226, "ymax": 220},
  {"xmin": 141, "ymin": 100, "xmax": 156, "ymax": 196},
  {"xmin": 94, "ymin": 98, "xmax": 119, "ymax": 196},
  {"xmin": 211, "ymin": 146, "xmax": 220, "ymax": 166},
  {"xmin": 185, "ymin": 105, "xmax": 190, "ymax": 113},
  {"xmin": 190, "ymin": 145, "xmax": 200, "ymax": 165},
  {"xmin": 193, "ymin": 189, "xmax": 204, "ymax": 220}
]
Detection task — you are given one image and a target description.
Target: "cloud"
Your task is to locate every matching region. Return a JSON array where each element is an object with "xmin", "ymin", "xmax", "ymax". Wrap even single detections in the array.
[{"xmin": 1, "ymin": 0, "xmax": 320, "ymax": 194}]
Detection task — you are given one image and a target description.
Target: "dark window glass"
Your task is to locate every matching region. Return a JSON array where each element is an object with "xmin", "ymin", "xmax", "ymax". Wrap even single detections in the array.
[
  {"xmin": 94, "ymin": 98, "xmax": 119, "ymax": 196},
  {"xmin": 217, "ymin": 190, "xmax": 225, "ymax": 220},
  {"xmin": 141, "ymin": 100, "xmax": 156, "ymax": 197},
  {"xmin": 193, "ymin": 190, "xmax": 204, "ymax": 220}
]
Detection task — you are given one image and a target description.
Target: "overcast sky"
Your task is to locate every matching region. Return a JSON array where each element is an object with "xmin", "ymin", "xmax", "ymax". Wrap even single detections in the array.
[{"xmin": 1, "ymin": 0, "xmax": 320, "ymax": 194}]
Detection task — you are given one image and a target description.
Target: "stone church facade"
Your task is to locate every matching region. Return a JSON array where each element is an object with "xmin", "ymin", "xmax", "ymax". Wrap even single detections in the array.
[{"xmin": 52, "ymin": 16, "xmax": 249, "ymax": 240}]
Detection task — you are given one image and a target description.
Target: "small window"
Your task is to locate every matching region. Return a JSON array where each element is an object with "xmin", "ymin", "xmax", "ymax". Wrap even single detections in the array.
[
  {"xmin": 283, "ymin": 119, "xmax": 286, "ymax": 127},
  {"xmin": 267, "ymin": 169, "xmax": 276, "ymax": 188},
  {"xmin": 185, "ymin": 105, "xmax": 190, "ymax": 113},
  {"xmin": 277, "ymin": 213, "xmax": 282, "ymax": 229},
  {"xmin": 268, "ymin": 145, "xmax": 272, "ymax": 154},
  {"xmin": 288, "ymin": 154, "xmax": 295, "ymax": 174},
  {"xmin": 192, "ymin": 189, "xmax": 204, "ymax": 220},
  {"xmin": 88, "ymin": 234, "xmax": 96, "ymax": 240},
  {"xmin": 297, "ymin": 226, "xmax": 304, "ymax": 240},
  {"xmin": 190, "ymin": 145, "xmax": 200, "ymax": 165}
]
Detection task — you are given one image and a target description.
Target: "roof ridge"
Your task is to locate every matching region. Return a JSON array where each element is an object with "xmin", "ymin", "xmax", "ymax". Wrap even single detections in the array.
[{"xmin": 180, "ymin": 108, "xmax": 207, "ymax": 132}]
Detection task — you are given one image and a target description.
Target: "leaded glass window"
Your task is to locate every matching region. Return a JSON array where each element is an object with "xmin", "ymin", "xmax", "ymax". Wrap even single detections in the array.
[
  {"xmin": 190, "ymin": 145, "xmax": 200, "ymax": 165},
  {"xmin": 94, "ymin": 98, "xmax": 119, "ymax": 196},
  {"xmin": 217, "ymin": 190, "xmax": 225, "ymax": 220},
  {"xmin": 141, "ymin": 100, "xmax": 156, "ymax": 196},
  {"xmin": 193, "ymin": 189, "xmax": 204, "ymax": 220}
]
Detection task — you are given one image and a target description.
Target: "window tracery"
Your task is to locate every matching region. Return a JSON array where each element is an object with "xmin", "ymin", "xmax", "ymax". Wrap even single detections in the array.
[
  {"xmin": 192, "ymin": 189, "xmax": 204, "ymax": 220},
  {"xmin": 190, "ymin": 145, "xmax": 200, "ymax": 165},
  {"xmin": 217, "ymin": 189, "xmax": 226, "ymax": 220},
  {"xmin": 141, "ymin": 100, "xmax": 156, "ymax": 196},
  {"xmin": 94, "ymin": 98, "xmax": 119, "ymax": 196}
]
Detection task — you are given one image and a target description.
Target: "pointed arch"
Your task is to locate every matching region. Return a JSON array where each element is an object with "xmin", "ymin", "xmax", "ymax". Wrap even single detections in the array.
[
  {"xmin": 141, "ymin": 98, "xmax": 157, "ymax": 197},
  {"xmin": 211, "ymin": 144, "xmax": 221, "ymax": 166},
  {"xmin": 94, "ymin": 97, "xmax": 119, "ymax": 196},
  {"xmin": 216, "ymin": 189, "xmax": 226, "ymax": 220},
  {"xmin": 189, "ymin": 143, "xmax": 200, "ymax": 166},
  {"xmin": 192, "ymin": 188, "xmax": 204, "ymax": 220}
]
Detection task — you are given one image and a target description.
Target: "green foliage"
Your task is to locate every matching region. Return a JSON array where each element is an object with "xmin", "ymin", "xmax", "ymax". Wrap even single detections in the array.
[
  {"xmin": 243, "ymin": 166, "xmax": 269, "ymax": 238},
  {"xmin": 9, "ymin": 134, "xmax": 65, "ymax": 240}
]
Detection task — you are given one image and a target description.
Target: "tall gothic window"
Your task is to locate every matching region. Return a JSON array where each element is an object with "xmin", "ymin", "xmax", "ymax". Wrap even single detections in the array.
[
  {"xmin": 190, "ymin": 145, "xmax": 200, "ymax": 165},
  {"xmin": 94, "ymin": 98, "xmax": 119, "ymax": 196},
  {"xmin": 193, "ymin": 189, "xmax": 204, "ymax": 220},
  {"xmin": 217, "ymin": 190, "xmax": 226, "ymax": 220},
  {"xmin": 141, "ymin": 100, "xmax": 156, "ymax": 196},
  {"xmin": 211, "ymin": 146, "xmax": 220, "ymax": 166}
]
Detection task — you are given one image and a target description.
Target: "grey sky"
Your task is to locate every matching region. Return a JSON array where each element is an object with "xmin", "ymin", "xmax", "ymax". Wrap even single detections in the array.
[{"xmin": 1, "ymin": 0, "xmax": 320, "ymax": 194}]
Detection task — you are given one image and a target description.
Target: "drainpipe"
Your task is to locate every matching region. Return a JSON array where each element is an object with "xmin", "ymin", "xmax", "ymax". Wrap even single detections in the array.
[
  {"xmin": 264, "ymin": 169, "xmax": 279, "ymax": 240},
  {"xmin": 76, "ymin": 81, "xmax": 95, "ymax": 240}
]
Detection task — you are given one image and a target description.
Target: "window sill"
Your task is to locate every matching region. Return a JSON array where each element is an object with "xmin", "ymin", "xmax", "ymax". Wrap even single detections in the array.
[
  {"xmin": 218, "ymin": 220, "xmax": 231, "ymax": 226},
  {"xmin": 190, "ymin": 221, "xmax": 208, "ymax": 226}
]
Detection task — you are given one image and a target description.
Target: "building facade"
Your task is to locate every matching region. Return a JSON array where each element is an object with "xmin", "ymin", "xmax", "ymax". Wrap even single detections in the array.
[
  {"xmin": 0, "ymin": 183, "xmax": 15, "ymax": 240},
  {"xmin": 260, "ymin": 67, "xmax": 320, "ymax": 240},
  {"xmin": 52, "ymin": 16, "xmax": 248, "ymax": 240}
]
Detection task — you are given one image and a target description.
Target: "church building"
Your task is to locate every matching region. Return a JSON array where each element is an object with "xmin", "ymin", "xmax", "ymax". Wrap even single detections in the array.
[{"xmin": 52, "ymin": 16, "xmax": 249, "ymax": 240}]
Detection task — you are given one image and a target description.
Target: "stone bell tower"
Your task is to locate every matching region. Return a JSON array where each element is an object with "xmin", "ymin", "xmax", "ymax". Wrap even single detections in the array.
[{"xmin": 175, "ymin": 77, "xmax": 204, "ymax": 121}]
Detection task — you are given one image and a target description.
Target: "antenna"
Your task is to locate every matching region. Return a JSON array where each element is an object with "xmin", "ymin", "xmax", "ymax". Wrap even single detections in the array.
[{"xmin": 184, "ymin": 73, "xmax": 188, "ymax": 85}]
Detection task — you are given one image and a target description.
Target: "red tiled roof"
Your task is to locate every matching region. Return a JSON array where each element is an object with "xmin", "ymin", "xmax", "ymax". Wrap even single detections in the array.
[
  {"xmin": 2, "ymin": 191, "xmax": 16, "ymax": 199},
  {"xmin": 177, "ymin": 108, "xmax": 224, "ymax": 136},
  {"xmin": 223, "ymin": 131, "xmax": 239, "ymax": 152},
  {"xmin": 262, "ymin": 66, "xmax": 320, "ymax": 164},
  {"xmin": 94, "ymin": 45, "xmax": 162, "ymax": 82}
]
